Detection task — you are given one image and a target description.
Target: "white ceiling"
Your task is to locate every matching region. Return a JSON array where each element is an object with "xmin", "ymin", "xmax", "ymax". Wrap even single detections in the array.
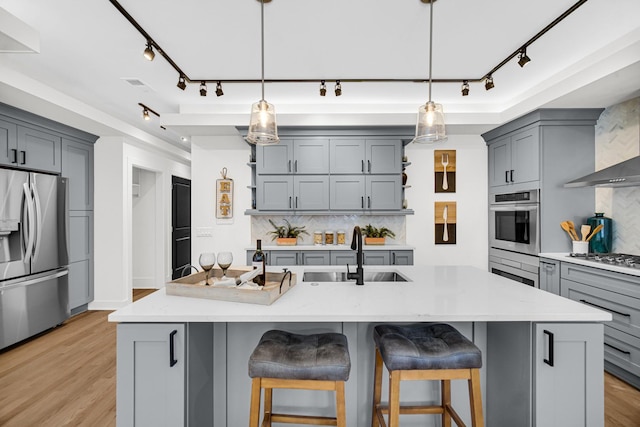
[{"xmin": 0, "ymin": 0, "xmax": 639, "ymax": 154}]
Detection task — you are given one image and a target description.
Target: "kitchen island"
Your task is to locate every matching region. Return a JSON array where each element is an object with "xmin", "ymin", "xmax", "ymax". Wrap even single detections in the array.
[{"xmin": 109, "ymin": 265, "xmax": 610, "ymax": 427}]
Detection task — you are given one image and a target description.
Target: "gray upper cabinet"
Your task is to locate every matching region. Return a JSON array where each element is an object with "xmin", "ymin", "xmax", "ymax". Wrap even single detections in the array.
[
  {"xmin": 330, "ymin": 175, "xmax": 401, "ymax": 211},
  {"xmin": 294, "ymin": 176, "xmax": 329, "ymax": 210},
  {"xmin": 0, "ymin": 121, "xmax": 62, "ymax": 173},
  {"xmin": 366, "ymin": 175, "xmax": 402, "ymax": 210},
  {"xmin": 330, "ymin": 175, "xmax": 365, "ymax": 210},
  {"xmin": 488, "ymin": 127, "xmax": 539, "ymax": 189},
  {"xmin": 366, "ymin": 139, "xmax": 402, "ymax": 174},
  {"xmin": 329, "ymin": 139, "xmax": 402, "ymax": 174},
  {"xmin": 257, "ymin": 138, "xmax": 329, "ymax": 174},
  {"xmin": 0, "ymin": 118, "xmax": 18, "ymax": 166},
  {"xmin": 257, "ymin": 175, "xmax": 329, "ymax": 211},
  {"xmin": 330, "ymin": 139, "xmax": 366, "ymax": 173},
  {"xmin": 256, "ymin": 139, "xmax": 293, "ymax": 174},
  {"xmin": 62, "ymin": 137, "xmax": 94, "ymax": 210}
]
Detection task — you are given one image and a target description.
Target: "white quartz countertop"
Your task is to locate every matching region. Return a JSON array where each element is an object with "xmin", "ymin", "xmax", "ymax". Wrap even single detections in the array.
[
  {"xmin": 540, "ymin": 253, "xmax": 640, "ymax": 277},
  {"xmin": 246, "ymin": 244, "xmax": 415, "ymax": 251},
  {"xmin": 109, "ymin": 265, "xmax": 611, "ymax": 323}
]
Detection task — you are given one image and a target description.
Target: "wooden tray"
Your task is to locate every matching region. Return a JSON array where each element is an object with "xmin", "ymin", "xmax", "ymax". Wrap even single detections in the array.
[{"xmin": 166, "ymin": 267, "xmax": 297, "ymax": 305}]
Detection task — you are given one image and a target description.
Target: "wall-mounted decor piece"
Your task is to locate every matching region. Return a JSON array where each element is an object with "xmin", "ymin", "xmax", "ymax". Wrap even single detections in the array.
[
  {"xmin": 434, "ymin": 149, "xmax": 456, "ymax": 193},
  {"xmin": 216, "ymin": 167, "xmax": 234, "ymax": 219},
  {"xmin": 435, "ymin": 201, "xmax": 456, "ymax": 244}
]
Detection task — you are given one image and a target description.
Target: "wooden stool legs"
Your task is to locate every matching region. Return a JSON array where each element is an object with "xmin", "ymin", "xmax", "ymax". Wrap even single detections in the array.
[{"xmin": 371, "ymin": 347, "xmax": 484, "ymax": 427}]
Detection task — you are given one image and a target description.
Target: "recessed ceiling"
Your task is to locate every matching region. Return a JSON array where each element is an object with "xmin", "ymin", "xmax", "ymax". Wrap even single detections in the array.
[{"xmin": 0, "ymin": 0, "xmax": 639, "ymax": 153}]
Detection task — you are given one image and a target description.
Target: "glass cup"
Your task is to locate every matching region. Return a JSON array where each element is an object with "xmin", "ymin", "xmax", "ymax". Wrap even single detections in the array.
[
  {"xmin": 199, "ymin": 253, "xmax": 216, "ymax": 285},
  {"xmin": 217, "ymin": 252, "xmax": 233, "ymax": 279}
]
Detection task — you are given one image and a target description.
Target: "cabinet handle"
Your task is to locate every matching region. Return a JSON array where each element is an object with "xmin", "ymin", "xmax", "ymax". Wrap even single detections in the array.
[
  {"xmin": 20, "ymin": 151, "xmax": 26, "ymax": 165},
  {"xmin": 392, "ymin": 252, "xmax": 396, "ymax": 264},
  {"xmin": 604, "ymin": 342, "xmax": 631, "ymax": 355},
  {"xmin": 11, "ymin": 149, "xmax": 18, "ymax": 164},
  {"xmin": 294, "ymin": 160, "xmax": 298, "ymax": 172},
  {"xmin": 505, "ymin": 171, "xmax": 509, "ymax": 183},
  {"xmin": 543, "ymin": 330, "xmax": 554, "ymax": 367},
  {"xmin": 288, "ymin": 160, "xmax": 292, "ymax": 172},
  {"xmin": 169, "ymin": 329, "xmax": 178, "ymax": 367},
  {"xmin": 510, "ymin": 169, "xmax": 514, "ymax": 182},
  {"xmin": 295, "ymin": 196, "xmax": 298, "ymax": 208},
  {"xmin": 361, "ymin": 160, "xmax": 365, "ymax": 172},
  {"xmin": 361, "ymin": 196, "xmax": 364, "ymax": 209},
  {"xmin": 289, "ymin": 196, "xmax": 292, "ymax": 208},
  {"xmin": 543, "ymin": 263, "xmax": 555, "ymax": 271},
  {"xmin": 367, "ymin": 196, "xmax": 371, "ymax": 208},
  {"xmin": 368, "ymin": 160, "xmax": 371, "ymax": 173},
  {"xmin": 579, "ymin": 299, "xmax": 631, "ymax": 317}
]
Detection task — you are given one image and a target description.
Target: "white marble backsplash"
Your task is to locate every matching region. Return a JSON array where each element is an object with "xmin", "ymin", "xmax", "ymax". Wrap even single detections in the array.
[
  {"xmin": 251, "ymin": 215, "xmax": 407, "ymax": 245},
  {"xmin": 595, "ymin": 96, "xmax": 640, "ymax": 254}
]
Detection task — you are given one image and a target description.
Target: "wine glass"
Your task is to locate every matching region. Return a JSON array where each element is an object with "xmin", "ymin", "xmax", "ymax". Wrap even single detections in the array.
[
  {"xmin": 217, "ymin": 252, "xmax": 233, "ymax": 280},
  {"xmin": 199, "ymin": 253, "xmax": 216, "ymax": 285}
]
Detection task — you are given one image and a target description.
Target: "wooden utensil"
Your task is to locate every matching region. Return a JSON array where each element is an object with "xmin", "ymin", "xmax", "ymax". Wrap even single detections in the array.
[
  {"xmin": 585, "ymin": 224, "xmax": 604, "ymax": 242},
  {"xmin": 567, "ymin": 221, "xmax": 580, "ymax": 241},
  {"xmin": 580, "ymin": 225, "xmax": 591, "ymax": 241},
  {"xmin": 560, "ymin": 221, "xmax": 576, "ymax": 241}
]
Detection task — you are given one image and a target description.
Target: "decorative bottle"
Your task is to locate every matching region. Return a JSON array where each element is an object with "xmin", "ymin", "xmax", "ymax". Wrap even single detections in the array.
[
  {"xmin": 587, "ymin": 213, "xmax": 612, "ymax": 254},
  {"xmin": 252, "ymin": 240, "xmax": 266, "ymax": 286}
]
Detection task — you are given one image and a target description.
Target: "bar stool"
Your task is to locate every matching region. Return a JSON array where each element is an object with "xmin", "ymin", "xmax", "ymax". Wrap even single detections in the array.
[
  {"xmin": 249, "ymin": 330, "xmax": 351, "ymax": 427},
  {"xmin": 372, "ymin": 323, "xmax": 483, "ymax": 427}
]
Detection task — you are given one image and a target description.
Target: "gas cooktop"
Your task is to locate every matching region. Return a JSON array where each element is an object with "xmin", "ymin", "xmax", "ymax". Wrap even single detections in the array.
[{"xmin": 569, "ymin": 253, "xmax": 640, "ymax": 269}]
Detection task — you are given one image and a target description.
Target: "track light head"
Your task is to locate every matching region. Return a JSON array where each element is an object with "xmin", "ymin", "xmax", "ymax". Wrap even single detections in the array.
[
  {"xmin": 335, "ymin": 80, "xmax": 342, "ymax": 97},
  {"xmin": 518, "ymin": 48, "xmax": 531, "ymax": 67},
  {"xmin": 485, "ymin": 76, "xmax": 495, "ymax": 91},
  {"xmin": 143, "ymin": 109, "xmax": 150, "ymax": 120},
  {"xmin": 200, "ymin": 81, "xmax": 207, "ymax": 96},
  {"xmin": 177, "ymin": 76, "xmax": 186, "ymax": 90},
  {"xmin": 143, "ymin": 41, "xmax": 155, "ymax": 61},
  {"xmin": 320, "ymin": 80, "xmax": 327, "ymax": 97},
  {"xmin": 216, "ymin": 81, "xmax": 224, "ymax": 97},
  {"xmin": 461, "ymin": 80, "xmax": 470, "ymax": 96}
]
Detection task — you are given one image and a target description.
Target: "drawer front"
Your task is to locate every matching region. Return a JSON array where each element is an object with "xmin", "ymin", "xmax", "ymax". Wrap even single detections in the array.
[
  {"xmin": 604, "ymin": 325, "xmax": 640, "ymax": 378},
  {"xmin": 562, "ymin": 278, "xmax": 640, "ymax": 339},
  {"xmin": 561, "ymin": 263, "xmax": 640, "ymax": 299}
]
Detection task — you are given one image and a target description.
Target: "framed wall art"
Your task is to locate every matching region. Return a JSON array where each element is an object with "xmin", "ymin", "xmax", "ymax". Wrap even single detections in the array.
[
  {"xmin": 434, "ymin": 149, "xmax": 456, "ymax": 193},
  {"xmin": 435, "ymin": 201, "xmax": 456, "ymax": 244},
  {"xmin": 216, "ymin": 167, "xmax": 233, "ymax": 219}
]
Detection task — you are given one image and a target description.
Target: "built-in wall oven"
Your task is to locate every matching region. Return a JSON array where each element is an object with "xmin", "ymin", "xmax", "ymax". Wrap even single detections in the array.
[{"xmin": 489, "ymin": 190, "xmax": 540, "ymax": 287}]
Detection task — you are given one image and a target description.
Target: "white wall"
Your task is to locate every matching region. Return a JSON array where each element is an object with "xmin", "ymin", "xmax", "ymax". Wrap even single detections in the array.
[
  {"xmin": 92, "ymin": 137, "xmax": 190, "ymax": 310},
  {"xmin": 132, "ymin": 167, "xmax": 158, "ymax": 288}
]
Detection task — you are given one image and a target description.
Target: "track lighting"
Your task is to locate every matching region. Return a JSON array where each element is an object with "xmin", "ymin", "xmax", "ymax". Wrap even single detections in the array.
[
  {"xmin": 518, "ymin": 48, "xmax": 531, "ymax": 67},
  {"xmin": 143, "ymin": 41, "xmax": 155, "ymax": 61},
  {"xmin": 335, "ymin": 80, "xmax": 342, "ymax": 97},
  {"xmin": 199, "ymin": 81, "xmax": 207, "ymax": 96},
  {"xmin": 461, "ymin": 80, "xmax": 470, "ymax": 96},
  {"xmin": 320, "ymin": 80, "xmax": 327, "ymax": 96},
  {"xmin": 143, "ymin": 108, "xmax": 150, "ymax": 120},
  {"xmin": 216, "ymin": 81, "xmax": 224, "ymax": 97},
  {"xmin": 177, "ymin": 76, "xmax": 186, "ymax": 90},
  {"xmin": 138, "ymin": 103, "xmax": 159, "ymax": 120},
  {"xmin": 485, "ymin": 76, "xmax": 495, "ymax": 91}
]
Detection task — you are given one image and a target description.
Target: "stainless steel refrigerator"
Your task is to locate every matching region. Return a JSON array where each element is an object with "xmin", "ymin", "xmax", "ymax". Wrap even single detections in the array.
[{"xmin": 0, "ymin": 168, "xmax": 69, "ymax": 350}]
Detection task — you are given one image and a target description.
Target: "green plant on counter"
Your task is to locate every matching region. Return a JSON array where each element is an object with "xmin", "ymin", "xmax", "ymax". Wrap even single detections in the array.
[
  {"xmin": 361, "ymin": 224, "xmax": 396, "ymax": 239},
  {"xmin": 268, "ymin": 219, "xmax": 309, "ymax": 240}
]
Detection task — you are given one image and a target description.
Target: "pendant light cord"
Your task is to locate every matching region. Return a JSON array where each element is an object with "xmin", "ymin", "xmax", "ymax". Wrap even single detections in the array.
[
  {"xmin": 428, "ymin": 0, "xmax": 433, "ymax": 103},
  {"xmin": 261, "ymin": 0, "xmax": 265, "ymax": 102}
]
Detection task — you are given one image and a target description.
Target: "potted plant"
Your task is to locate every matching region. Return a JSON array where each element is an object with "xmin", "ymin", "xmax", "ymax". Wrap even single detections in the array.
[
  {"xmin": 268, "ymin": 219, "xmax": 309, "ymax": 245},
  {"xmin": 361, "ymin": 224, "xmax": 396, "ymax": 245}
]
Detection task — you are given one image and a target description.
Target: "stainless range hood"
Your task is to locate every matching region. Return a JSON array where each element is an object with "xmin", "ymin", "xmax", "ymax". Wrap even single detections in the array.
[{"xmin": 565, "ymin": 156, "xmax": 640, "ymax": 188}]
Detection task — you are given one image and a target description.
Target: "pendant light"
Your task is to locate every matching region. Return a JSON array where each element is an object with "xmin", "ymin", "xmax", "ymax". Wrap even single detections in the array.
[
  {"xmin": 412, "ymin": 0, "xmax": 447, "ymax": 144},
  {"xmin": 246, "ymin": 0, "xmax": 279, "ymax": 145}
]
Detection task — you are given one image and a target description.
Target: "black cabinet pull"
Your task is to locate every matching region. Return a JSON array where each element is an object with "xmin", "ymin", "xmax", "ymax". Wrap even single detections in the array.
[
  {"xmin": 295, "ymin": 196, "xmax": 298, "ymax": 208},
  {"xmin": 604, "ymin": 342, "xmax": 631, "ymax": 355},
  {"xmin": 392, "ymin": 252, "xmax": 396, "ymax": 264},
  {"xmin": 543, "ymin": 330, "xmax": 554, "ymax": 367},
  {"xmin": 169, "ymin": 329, "xmax": 178, "ymax": 367},
  {"xmin": 288, "ymin": 160, "xmax": 291, "ymax": 172},
  {"xmin": 505, "ymin": 170, "xmax": 509, "ymax": 183},
  {"xmin": 361, "ymin": 160, "xmax": 365, "ymax": 172},
  {"xmin": 20, "ymin": 151, "xmax": 26, "ymax": 165},
  {"xmin": 367, "ymin": 196, "xmax": 371, "ymax": 208},
  {"xmin": 361, "ymin": 196, "xmax": 364, "ymax": 209},
  {"xmin": 368, "ymin": 160, "xmax": 371, "ymax": 173},
  {"xmin": 510, "ymin": 169, "xmax": 514, "ymax": 182},
  {"xmin": 289, "ymin": 196, "xmax": 292, "ymax": 208},
  {"xmin": 579, "ymin": 299, "xmax": 631, "ymax": 317},
  {"xmin": 11, "ymin": 149, "xmax": 18, "ymax": 163},
  {"xmin": 294, "ymin": 160, "xmax": 298, "ymax": 172}
]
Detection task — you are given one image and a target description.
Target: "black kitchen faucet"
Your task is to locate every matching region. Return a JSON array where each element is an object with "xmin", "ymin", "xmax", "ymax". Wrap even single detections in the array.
[{"xmin": 347, "ymin": 226, "xmax": 364, "ymax": 285}]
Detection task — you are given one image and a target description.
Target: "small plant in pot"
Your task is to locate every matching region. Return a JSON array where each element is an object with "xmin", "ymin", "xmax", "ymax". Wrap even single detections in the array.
[
  {"xmin": 361, "ymin": 224, "xmax": 396, "ymax": 245},
  {"xmin": 268, "ymin": 219, "xmax": 309, "ymax": 246}
]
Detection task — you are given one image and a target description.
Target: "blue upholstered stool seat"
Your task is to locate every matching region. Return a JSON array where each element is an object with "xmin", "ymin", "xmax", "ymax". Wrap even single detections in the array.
[
  {"xmin": 373, "ymin": 323, "xmax": 482, "ymax": 371},
  {"xmin": 249, "ymin": 330, "xmax": 351, "ymax": 381}
]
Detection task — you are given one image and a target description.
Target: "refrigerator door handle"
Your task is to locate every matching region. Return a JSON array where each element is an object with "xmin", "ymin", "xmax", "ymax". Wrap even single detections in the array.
[
  {"xmin": 1, "ymin": 269, "xmax": 69, "ymax": 290},
  {"xmin": 22, "ymin": 183, "xmax": 35, "ymax": 262},
  {"xmin": 31, "ymin": 181, "xmax": 42, "ymax": 260}
]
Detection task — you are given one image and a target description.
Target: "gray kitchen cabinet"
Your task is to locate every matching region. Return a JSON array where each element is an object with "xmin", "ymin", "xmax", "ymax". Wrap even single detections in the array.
[
  {"xmin": 391, "ymin": 250, "xmax": 413, "ymax": 265},
  {"xmin": 533, "ymin": 322, "xmax": 603, "ymax": 427},
  {"xmin": 330, "ymin": 175, "xmax": 365, "ymax": 210},
  {"xmin": 68, "ymin": 211, "xmax": 93, "ymax": 313},
  {"xmin": 539, "ymin": 258, "xmax": 560, "ymax": 295},
  {"xmin": 331, "ymin": 251, "xmax": 357, "ymax": 266},
  {"xmin": 330, "ymin": 139, "xmax": 366, "ymax": 173},
  {"xmin": 488, "ymin": 127, "xmax": 539, "ymax": 189},
  {"xmin": 257, "ymin": 138, "xmax": 329, "ymax": 174},
  {"xmin": 62, "ymin": 137, "xmax": 94, "ymax": 210},
  {"xmin": 256, "ymin": 139, "xmax": 292, "ymax": 174},
  {"xmin": 0, "ymin": 120, "xmax": 62, "ymax": 173},
  {"xmin": 329, "ymin": 138, "xmax": 401, "ymax": 174},
  {"xmin": 364, "ymin": 251, "xmax": 390, "ymax": 265},
  {"xmin": 366, "ymin": 175, "xmax": 402, "ymax": 210},
  {"xmin": 256, "ymin": 175, "xmax": 293, "ymax": 210},
  {"xmin": 294, "ymin": 175, "xmax": 329, "ymax": 210},
  {"xmin": 116, "ymin": 323, "xmax": 213, "ymax": 427},
  {"xmin": 270, "ymin": 250, "xmax": 299, "ymax": 266},
  {"xmin": 0, "ymin": 118, "xmax": 18, "ymax": 167},
  {"xmin": 366, "ymin": 139, "xmax": 402, "ymax": 174},
  {"xmin": 300, "ymin": 251, "xmax": 330, "ymax": 265}
]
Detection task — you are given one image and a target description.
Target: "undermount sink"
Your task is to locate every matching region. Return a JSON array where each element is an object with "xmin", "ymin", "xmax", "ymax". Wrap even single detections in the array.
[{"xmin": 302, "ymin": 270, "xmax": 410, "ymax": 283}]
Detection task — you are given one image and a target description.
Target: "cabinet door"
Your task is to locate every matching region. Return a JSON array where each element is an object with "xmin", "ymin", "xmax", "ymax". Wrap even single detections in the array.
[
  {"xmin": 256, "ymin": 176, "xmax": 293, "ymax": 210},
  {"xmin": 331, "ymin": 251, "xmax": 357, "ymax": 266},
  {"xmin": 117, "ymin": 323, "xmax": 186, "ymax": 427},
  {"xmin": 391, "ymin": 250, "xmax": 413, "ymax": 265},
  {"xmin": 0, "ymin": 118, "xmax": 18, "ymax": 167},
  {"xmin": 364, "ymin": 251, "xmax": 390, "ymax": 265},
  {"xmin": 300, "ymin": 251, "xmax": 330, "ymax": 265},
  {"xmin": 17, "ymin": 125, "xmax": 62, "ymax": 173},
  {"xmin": 366, "ymin": 175, "xmax": 402, "ymax": 210},
  {"xmin": 539, "ymin": 258, "xmax": 560, "ymax": 295},
  {"xmin": 330, "ymin": 139, "xmax": 365, "ymax": 173},
  {"xmin": 62, "ymin": 138, "xmax": 94, "ymax": 210},
  {"xmin": 488, "ymin": 135, "xmax": 511, "ymax": 188},
  {"xmin": 533, "ymin": 323, "xmax": 603, "ymax": 427},
  {"xmin": 294, "ymin": 176, "xmax": 329, "ymax": 210},
  {"xmin": 510, "ymin": 128, "xmax": 539, "ymax": 185},
  {"xmin": 330, "ymin": 175, "xmax": 365, "ymax": 210},
  {"xmin": 270, "ymin": 251, "xmax": 298, "ymax": 266},
  {"xmin": 365, "ymin": 139, "xmax": 401, "ymax": 174},
  {"xmin": 256, "ymin": 139, "xmax": 293, "ymax": 174},
  {"xmin": 69, "ymin": 211, "xmax": 93, "ymax": 310},
  {"xmin": 294, "ymin": 138, "xmax": 329, "ymax": 174}
]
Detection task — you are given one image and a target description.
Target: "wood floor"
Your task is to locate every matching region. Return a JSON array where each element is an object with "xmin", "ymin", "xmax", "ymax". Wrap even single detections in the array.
[{"xmin": 1, "ymin": 289, "xmax": 639, "ymax": 426}]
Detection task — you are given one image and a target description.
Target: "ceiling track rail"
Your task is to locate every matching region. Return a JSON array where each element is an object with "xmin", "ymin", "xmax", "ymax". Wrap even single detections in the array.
[{"xmin": 108, "ymin": 0, "xmax": 589, "ymax": 87}]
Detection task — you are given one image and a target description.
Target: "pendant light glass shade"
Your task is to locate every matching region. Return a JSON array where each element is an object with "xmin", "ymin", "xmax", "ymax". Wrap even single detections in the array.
[
  {"xmin": 247, "ymin": 100, "xmax": 279, "ymax": 145},
  {"xmin": 413, "ymin": 101, "xmax": 447, "ymax": 144}
]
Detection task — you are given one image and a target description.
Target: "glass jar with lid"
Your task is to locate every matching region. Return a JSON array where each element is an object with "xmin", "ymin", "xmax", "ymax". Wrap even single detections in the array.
[
  {"xmin": 337, "ymin": 230, "xmax": 346, "ymax": 245},
  {"xmin": 325, "ymin": 230, "xmax": 334, "ymax": 245},
  {"xmin": 313, "ymin": 231, "xmax": 323, "ymax": 245}
]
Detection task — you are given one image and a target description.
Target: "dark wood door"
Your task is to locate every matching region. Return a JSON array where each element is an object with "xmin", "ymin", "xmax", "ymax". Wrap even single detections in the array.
[{"xmin": 171, "ymin": 176, "xmax": 191, "ymax": 279}]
